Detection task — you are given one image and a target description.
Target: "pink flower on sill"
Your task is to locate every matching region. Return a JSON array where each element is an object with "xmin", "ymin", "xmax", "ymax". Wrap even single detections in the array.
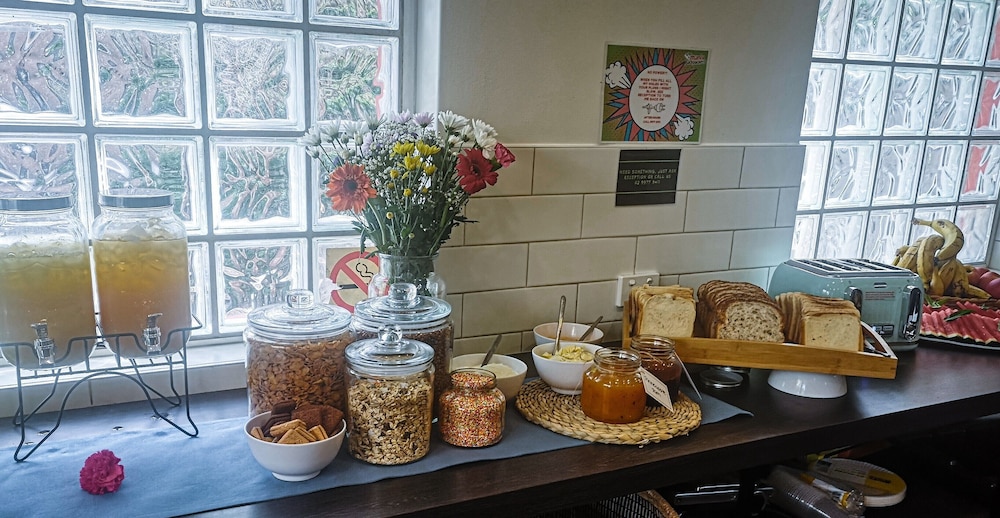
[
  {"xmin": 457, "ymin": 148, "xmax": 498, "ymax": 195},
  {"xmin": 79, "ymin": 449, "xmax": 125, "ymax": 495}
]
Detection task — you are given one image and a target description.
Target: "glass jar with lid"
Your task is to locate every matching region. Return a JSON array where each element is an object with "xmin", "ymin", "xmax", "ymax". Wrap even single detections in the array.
[
  {"xmin": 580, "ymin": 348, "xmax": 647, "ymax": 424},
  {"xmin": 0, "ymin": 193, "xmax": 97, "ymax": 370},
  {"xmin": 244, "ymin": 289, "xmax": 354, "ymax": 416},
  {"xmin": 344, "ymin": 326, "xmax": 435, "ymax": 465},
  {"xmin": 91, "ymin": 188, "xmax": 190, "ymax": 357},
  {"xmin": 629, "ymin": 334, "xmax": 683, "ymax": 406},
  {"xmin": 352, "ymin": 282, "xmax": 453, "ymax": 415},
  {"xmin": 439, "ymin": 368, "xmax": 506, "ymax": 447}
]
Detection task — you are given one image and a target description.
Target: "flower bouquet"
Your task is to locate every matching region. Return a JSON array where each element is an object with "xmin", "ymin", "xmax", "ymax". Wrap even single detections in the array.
[{"xmin": 302, "ymin": 111, "xmax": 515, "ymax": 296}]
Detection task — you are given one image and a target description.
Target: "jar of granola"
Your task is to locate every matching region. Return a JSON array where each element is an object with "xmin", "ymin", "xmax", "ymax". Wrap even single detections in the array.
[
  {"xmin": 439, "ymin": 368, "xmax": 506, "ymax": 447},
  {"xmin": 344, "ymin": 326, "xmax": 435, "ymax": 465},
  {"xmin": 244, "ymin": 289, "xmax": 354, "ymax": 416},
  {"xmin": 352, "ymin": 282, "xmax": 452, "ymax": 416}
]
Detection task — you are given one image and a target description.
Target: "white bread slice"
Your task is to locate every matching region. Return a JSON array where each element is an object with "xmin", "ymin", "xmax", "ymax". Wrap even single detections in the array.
[
  {"xmin": 635, "ymin": 285, "xmax": 695, "ymax": 338},
  {"xmin": 776, "ymin": 292, "xmax": 862, "ymax": 352}
]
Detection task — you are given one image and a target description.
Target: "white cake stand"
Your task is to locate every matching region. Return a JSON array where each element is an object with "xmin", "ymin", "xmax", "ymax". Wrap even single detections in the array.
[{"xmin": 767, "ymin": 370, "xmax": 847, "ymax": 398}]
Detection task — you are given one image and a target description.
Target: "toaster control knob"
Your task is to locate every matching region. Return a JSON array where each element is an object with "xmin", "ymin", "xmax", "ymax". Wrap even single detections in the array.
[{"xmin": 846, "ymin": 287, "xmax": 863, "ymax": 312}]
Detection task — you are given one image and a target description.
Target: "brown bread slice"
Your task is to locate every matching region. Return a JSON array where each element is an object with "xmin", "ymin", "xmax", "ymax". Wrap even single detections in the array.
[{"xmin": 696, "ymin": 280, "xmax": 784, "ymax": 342}]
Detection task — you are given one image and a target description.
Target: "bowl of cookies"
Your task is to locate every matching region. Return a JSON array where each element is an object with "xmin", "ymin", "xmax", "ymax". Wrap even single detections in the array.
[{"xmin": 244, "ymin": 401, "xmax": 346, "ymax": 482}]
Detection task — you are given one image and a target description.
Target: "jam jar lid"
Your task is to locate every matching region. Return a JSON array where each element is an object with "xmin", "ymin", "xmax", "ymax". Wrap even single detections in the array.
[
  {"xmin": 99, "ymin": 188, "xmax": 173, "ymax": 208},
  {"xmin": 246, "ymin": 289, "xmax": 352, "ymax": 340},
  {"xmin": 345, "ymin": 326, "xmax": 435, "ymax": 377},
  {"xmin": 353, "ymin": 283, "xmax": 451, "ymax": 329},
  {"xmin": 0, "ymin": 192, "xmax": 73, "ymax": 211}
]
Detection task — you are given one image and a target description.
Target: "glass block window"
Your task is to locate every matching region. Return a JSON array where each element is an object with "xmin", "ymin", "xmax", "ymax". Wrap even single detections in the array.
[
  {"xmin": 797, "ymin": 0, "xmax": 1000, "ymax": 266},
  {"xmin": 0, "ymin": 1, "xmax": 402, "ymax": 345}
]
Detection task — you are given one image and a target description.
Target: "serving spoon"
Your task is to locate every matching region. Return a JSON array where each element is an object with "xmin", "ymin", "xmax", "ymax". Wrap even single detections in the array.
[
  {"xmin": 580, "ymin": 315, "xmax": 604, "ymax": 342},
  {"xmin": 480, "ymin": 334, "xmax": 503, "ymax": 367},
  {"xmin": 554, "ymin": 296, "xmax": 567, "ymax": 354}
]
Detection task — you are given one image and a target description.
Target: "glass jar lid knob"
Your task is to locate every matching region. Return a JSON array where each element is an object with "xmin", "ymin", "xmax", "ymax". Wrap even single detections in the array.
[
  {"xmin": 286, "ymin": 289, "xmax": 314, "ymax": 310},
  {"xmin": 378, "ymin": 325, "xmax": 405, "ymax": 348},
  {"xmin": 386, "ymin": 283, "xmax": 421, "ymax": 309}
]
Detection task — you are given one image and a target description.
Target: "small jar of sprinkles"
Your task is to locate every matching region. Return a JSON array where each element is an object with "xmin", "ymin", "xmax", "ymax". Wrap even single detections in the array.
[{"xmin": 439, "ymin": 368, "xmax": 506, "ymax": 447}]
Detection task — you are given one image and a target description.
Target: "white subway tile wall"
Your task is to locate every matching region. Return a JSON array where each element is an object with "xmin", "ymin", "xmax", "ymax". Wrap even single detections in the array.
[{"xmin": 449, "ymin": 145, "xmax": 801, "ymax": 355}]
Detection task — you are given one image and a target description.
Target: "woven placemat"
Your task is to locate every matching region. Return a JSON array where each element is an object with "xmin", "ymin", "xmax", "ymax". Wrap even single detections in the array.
[{"xmin": 515, "ymin": 379, "xmax": 701, "ymax": 445}]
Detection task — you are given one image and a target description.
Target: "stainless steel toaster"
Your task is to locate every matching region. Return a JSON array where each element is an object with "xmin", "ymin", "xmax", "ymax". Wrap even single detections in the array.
[{"xmin": 767, "ymin": 259, "xmax": 923, "ymax": 347}]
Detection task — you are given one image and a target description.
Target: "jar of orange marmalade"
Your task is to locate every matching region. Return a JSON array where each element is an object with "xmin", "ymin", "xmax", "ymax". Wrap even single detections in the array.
[{"xmin": 580, "ymin": 348, "xmax": 646, "ymax": 424}]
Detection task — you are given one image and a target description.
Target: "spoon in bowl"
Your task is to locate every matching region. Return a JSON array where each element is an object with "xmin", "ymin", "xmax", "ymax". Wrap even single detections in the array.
[
  {"xmin": 580, "ymin": 315, "xmax": 604, "ymax": 342},
  {"xmin": 480, "ymin": 334, "xmax": 503, "ymax": 367},
  {"xmin": 554, "ymin": 296, "xmax": 567, "ymax": 354}
]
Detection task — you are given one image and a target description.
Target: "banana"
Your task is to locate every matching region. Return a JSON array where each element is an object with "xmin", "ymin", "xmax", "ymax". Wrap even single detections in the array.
[
  {"xmin": 896, "ymin": 237, "xmax": 924, "ymax": 272},
  {"xmin": 916, "ymin": 234, "xmax": 945, "ymax": 290},
  {"xmin": 950, "ymin": 265, "xmax": 990, "ymax": 298},
  {"xmin": 933, "ymin": 258, "xmax": 962, "ymax": 296},
  {"xmin": 891, "ymin": 245, "xmax": 909, "ymax": 266},
  {"xmin": 912, "ymin": 218, "xmax": 965, "ymax": 261}
]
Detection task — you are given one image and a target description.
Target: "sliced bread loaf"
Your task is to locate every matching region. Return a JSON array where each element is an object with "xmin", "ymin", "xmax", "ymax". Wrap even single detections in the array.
[
  {"xmin": 776, "ymin": 292, "xmax": 863, "ymax": 352},
  {"xmin": 630, "ymin": 285, "xmax": 696, "ymax": 338},
  {"xmin": 696, "ymin": 280, "xmax": 784, "ymax": 342}
]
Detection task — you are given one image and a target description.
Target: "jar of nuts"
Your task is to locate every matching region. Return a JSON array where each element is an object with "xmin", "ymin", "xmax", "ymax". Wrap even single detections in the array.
[
  {"xmin": 344, "ymin": 326, "xmax": 435, "ymax": 465},
  {"xmin": 352, "ymin": 283, "xmax": 453, "ymax": 416},
  {"xmin": 244, "ymin": 289, "xmax": 354, "ymax": 416}
]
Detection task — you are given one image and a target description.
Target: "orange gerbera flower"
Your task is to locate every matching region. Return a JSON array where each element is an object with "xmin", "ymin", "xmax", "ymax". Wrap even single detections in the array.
[{"xmin": 326, "ymin": 163, "xmax": 376, "ymax": 212}]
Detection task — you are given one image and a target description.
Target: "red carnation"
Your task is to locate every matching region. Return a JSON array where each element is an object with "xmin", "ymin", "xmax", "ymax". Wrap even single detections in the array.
[
  {"xmin": 494, "ymin": 143, "xmax": 515, "ymax": 167},
  {"xmin": 326, "ymin": 163, "xmax": 377, "ymax": 213},
  {"xmin": 456, "ymin": 148, "xmax": 499, "ymax": 195},
  {"xmin": 79, "ymin": 450, "xmax": 124, "ymax": 495}
]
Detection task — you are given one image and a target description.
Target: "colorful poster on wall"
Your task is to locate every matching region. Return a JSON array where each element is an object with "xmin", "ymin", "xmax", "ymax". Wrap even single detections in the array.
[{"xmin": 602, "ymin": 44, "xmax": 708, "ymax": 143}]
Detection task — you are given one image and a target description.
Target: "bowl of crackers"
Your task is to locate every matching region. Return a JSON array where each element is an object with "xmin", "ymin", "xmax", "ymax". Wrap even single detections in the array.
[{"xmin": 244, "ymin": 400, "xmax": 346, "ymax": 482}]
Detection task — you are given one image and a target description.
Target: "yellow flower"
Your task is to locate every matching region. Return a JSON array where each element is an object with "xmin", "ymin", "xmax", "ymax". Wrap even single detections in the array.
[
  {"xmin": 403, "ymin": 155, "xmax": 423, "ymax": 171},
  {"xmin": 420, "ymin": 187, "xmax": 429, "ymax": 194},
  {"xmin": 392, "ymin": 142, "xmax": 414, "ymax": 156},
  {"xmin": 386, "ymin": 181, "xmax": 395, "ymax": 189},
  {"xmin": 403, "ymin": 188, "xmax": 413, "ymax": 197},
  {"xmin": 389, "ymin": 169, "xmax": 400, "ymax": 179},
  {"xmin": 416, "ymin": 141, "xmax": 440, "ymax": 156},
  {"xmin": 423, "ymin": 163, "xmax": 437, "ymax": 175},
  {"xmin": 386, "ymin": 212, "xmax": 394, "ymax": 220}
]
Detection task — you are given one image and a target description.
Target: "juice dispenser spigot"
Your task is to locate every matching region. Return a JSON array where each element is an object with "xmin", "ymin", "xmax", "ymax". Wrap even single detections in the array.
[
  {"xmin": 30, "ymin": 320, "xmax": 56, "ymax": 365},
  {"xmin": 143, "ymin": 313, "xmax": 163, "ymax": 354}
]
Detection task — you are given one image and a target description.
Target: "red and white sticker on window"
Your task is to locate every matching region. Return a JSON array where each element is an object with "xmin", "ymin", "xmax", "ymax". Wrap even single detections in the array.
[{"xmin": 325, "ymin": 250, "xmax": 380, "ymax": 312}]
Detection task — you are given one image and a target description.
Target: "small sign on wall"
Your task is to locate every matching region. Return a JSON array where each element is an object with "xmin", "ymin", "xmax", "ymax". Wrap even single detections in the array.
[
  {"xmin": 616, "ymin": 149, "xmax": 680, "ymax": 206},
  {"xmin": 602, "ymin": 44, "xmax": 708, "ymax": 143}
]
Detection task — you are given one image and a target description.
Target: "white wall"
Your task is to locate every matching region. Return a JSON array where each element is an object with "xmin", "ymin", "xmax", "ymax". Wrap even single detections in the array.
[
  {"xmin": 415, "ymin": 0, "xmax": 820, "ymax": 355},
  {"xmin": 427, "ymin": 0, "xmax": 818, "ymax": 145}
]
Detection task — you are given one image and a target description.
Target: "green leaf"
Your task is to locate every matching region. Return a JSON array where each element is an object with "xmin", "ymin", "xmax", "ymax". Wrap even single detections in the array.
[{"xmin": 945, "ymin": 309, "xmax": 973, "ymax": 322}]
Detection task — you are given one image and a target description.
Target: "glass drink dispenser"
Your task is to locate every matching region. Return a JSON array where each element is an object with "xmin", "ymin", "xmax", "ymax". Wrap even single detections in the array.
[
  {"xmin": 92, "ymin": 188, "xmax": 191, "ymax": 357},
  {"xmin": 0, "ymin": 193, "xmax": 97, "ymax": 370}
]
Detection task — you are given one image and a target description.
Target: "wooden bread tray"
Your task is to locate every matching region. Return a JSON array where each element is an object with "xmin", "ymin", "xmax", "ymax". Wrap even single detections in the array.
[{"xmin": 625, "ymin": 322, "xmax": 898, "ymax": 379}]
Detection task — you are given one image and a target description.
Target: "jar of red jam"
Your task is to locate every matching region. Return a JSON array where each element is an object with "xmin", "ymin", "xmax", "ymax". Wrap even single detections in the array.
[
  {"xmin": 629, "ymin": 334, "xmax": 683, "ymax": 406},
  {"xmin": 580, "ymin": 348, "xmax": 646, "ymax": 424}
]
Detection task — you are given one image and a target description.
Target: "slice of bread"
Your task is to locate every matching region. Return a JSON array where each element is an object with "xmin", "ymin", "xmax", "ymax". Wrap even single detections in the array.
[
  {"xmin": 631, "ymin": 285, "xmax": 696, "ymax": 338},
  {"xmin": 776, "ymin": 292, "xmax": 862, "ymax": 352},
  {"xmin": 696, "ymin": 280, "xmax": 784, "ymax": 342}
]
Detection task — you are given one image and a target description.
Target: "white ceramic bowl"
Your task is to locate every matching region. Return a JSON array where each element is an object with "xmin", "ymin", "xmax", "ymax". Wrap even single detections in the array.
[
  {"xmin": 244, "ymin": 411, "xmax": 346, "ymax": 482},
  {"xmin": 531, "ymin": 342, "xmax": 604, "ymax": 395},
  {"xmin": 533, "ymin": 322, "xmax": 604, "ymax": 345},
  {"xmin": 767, "ymin": 370, "xmax": 847, "ymax": 399},
  {"xmin": 451, "ymin": 353, "xmax": 528, "ymax": 400}
]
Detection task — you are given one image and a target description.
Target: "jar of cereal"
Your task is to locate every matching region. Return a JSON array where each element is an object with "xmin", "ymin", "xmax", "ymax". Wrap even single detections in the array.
[
  {"xmin": 439, "ymin": 368, "xmax": 506, "ymax": 448},
  {"xmin": 352, "ymin": 282, "xmax": 452, "ymax": 416},
  {"xmin": 244, "ymin": 289, "xmax": 354, "ymax": 416},
  {"xmin": 344, "ymin": 326, "xmax": 434, "ymax": 465}
]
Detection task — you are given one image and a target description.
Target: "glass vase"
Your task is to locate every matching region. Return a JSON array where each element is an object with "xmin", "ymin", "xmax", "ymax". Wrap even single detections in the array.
[{"xmin": 369, "ymin": 254, "xmax": 446, "ymax": 299}]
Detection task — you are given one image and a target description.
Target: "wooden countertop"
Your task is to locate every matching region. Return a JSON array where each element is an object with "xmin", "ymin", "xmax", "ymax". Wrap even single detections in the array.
[{"xmin": 188, "ymin": 341, "xmax": 1000, "ymax": 517}]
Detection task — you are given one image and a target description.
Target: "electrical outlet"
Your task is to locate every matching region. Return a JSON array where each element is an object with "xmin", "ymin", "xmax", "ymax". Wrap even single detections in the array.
[{"xmin": 615, "ymin": 272, "xmax": 659, "ymax": 308}]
